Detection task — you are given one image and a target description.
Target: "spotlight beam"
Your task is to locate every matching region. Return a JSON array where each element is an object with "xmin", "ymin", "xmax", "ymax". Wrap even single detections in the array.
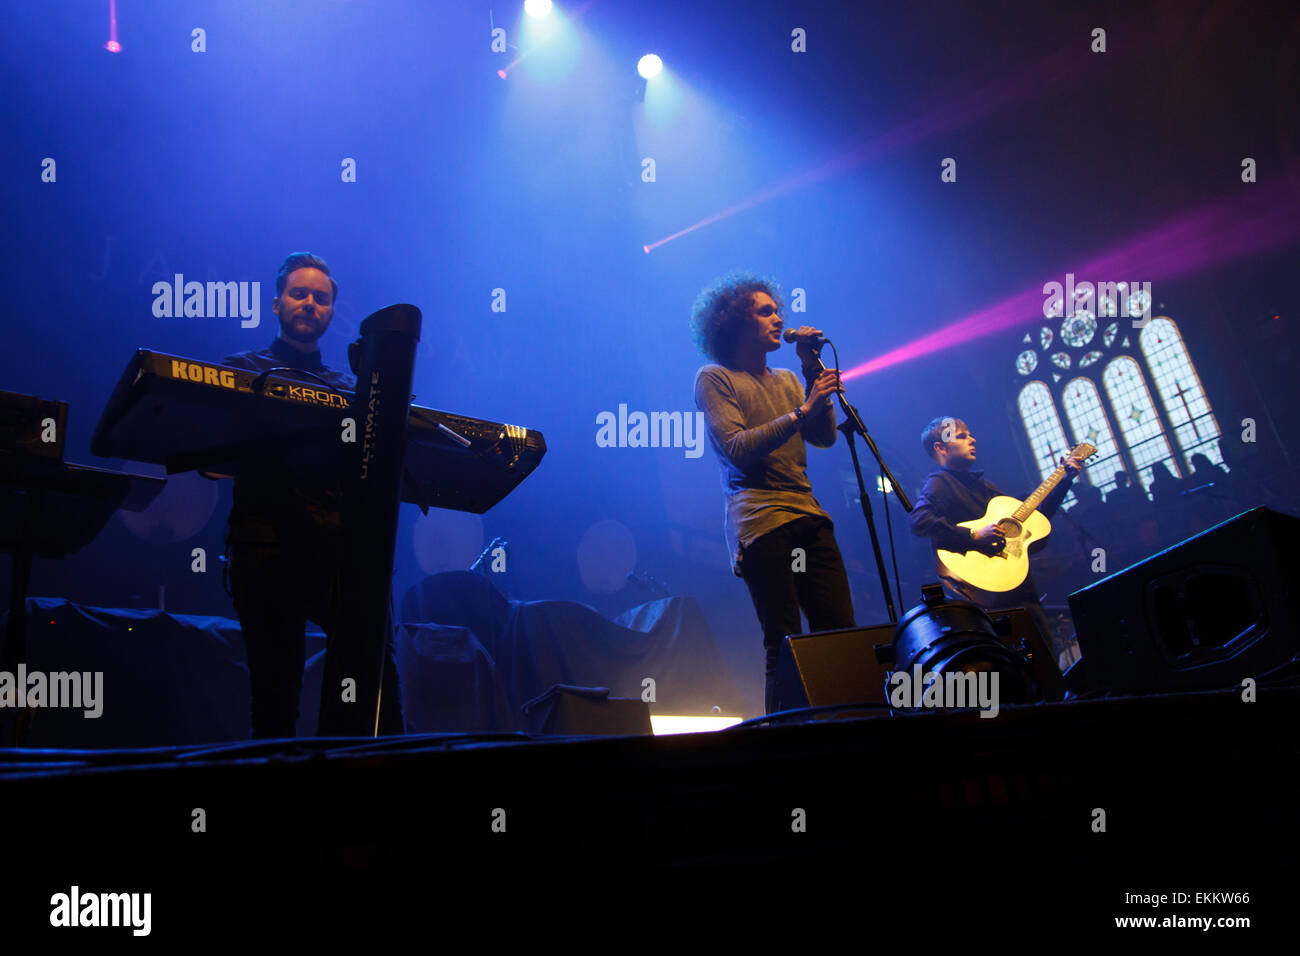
[
  {"xmin": 104, "ymin": 0, "xmax": 121, "ymax": 52},
  {"xmin": 495, "ymin": 0, "xmax": 602, "ymax": 78},
  {"xmin": 643, "ymin": 43, "xmax": 1085, "ymax": 252},
  {"xmin": 840, "ymin": 183, "xmax": 1300, "ymax": 381}
]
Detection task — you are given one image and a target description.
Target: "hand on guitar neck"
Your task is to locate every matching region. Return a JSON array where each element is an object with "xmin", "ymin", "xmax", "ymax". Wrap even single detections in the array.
[
  {"xmin": 971, "ymin": 454, "xmax": 1082, "ymax": 556},
  {"xmin": 1059, "ymin": 453, "xmax": 1085, "ymax": 480}
]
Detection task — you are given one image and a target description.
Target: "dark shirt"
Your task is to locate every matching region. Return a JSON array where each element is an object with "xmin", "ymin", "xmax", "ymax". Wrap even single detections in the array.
[
  {"xmin": 219, "ymin": 337, "xmax": 355, "ymax": 545},
  {"xmin": 909, "ymin": 465, "xmax": 1072, "ymax": 604}
]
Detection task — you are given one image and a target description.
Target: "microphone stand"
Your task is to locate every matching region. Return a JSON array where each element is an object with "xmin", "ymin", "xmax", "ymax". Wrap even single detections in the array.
[{"xmin": 798, "ymin": 339, "xmax": 911, "ymax": 625}]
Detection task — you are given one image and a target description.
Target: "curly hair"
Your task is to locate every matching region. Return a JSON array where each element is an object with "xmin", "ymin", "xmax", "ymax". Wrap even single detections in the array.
[
  {"xmin": 689, "ymin": 270, "xmax": 784, "ymax": 362},
  {"xmin": 276, "ymin": 251, "xmax": 338, "ymax": 303}
]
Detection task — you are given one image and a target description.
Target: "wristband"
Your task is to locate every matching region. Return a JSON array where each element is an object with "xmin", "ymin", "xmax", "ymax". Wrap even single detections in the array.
[{"xmin": 793, "ymin": 407, "xmax": 807, "ymax": 423}]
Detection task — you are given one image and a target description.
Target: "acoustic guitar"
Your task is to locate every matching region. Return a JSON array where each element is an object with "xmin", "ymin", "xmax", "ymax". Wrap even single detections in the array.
[{"xmin": 936, "ymin": 442, "xmax": 1097, "ymax": 592}]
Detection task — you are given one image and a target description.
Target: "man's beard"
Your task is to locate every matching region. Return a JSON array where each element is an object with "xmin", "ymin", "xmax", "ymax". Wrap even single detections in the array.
[{"xmin": 281, "ymin": 314, "xmax": 323, "ymax": 344}]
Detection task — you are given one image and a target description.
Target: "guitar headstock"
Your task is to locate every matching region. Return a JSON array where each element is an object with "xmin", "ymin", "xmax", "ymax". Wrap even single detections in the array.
[{"xmin": 1069, "ymin": 442, "xmax": 1098, "ymax": 462}]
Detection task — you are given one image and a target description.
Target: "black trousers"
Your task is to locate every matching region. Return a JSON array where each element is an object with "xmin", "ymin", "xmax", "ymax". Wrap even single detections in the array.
[
  {"xmin": 739, "ymin": 515, "xmax": 856, "ymax": 714},
  {"xmin": 228, "ymin": 535, "xmax": 404, "ymax": 739}
]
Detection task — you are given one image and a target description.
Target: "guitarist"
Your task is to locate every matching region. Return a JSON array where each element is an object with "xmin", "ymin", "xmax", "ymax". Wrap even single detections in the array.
[{"xmin": 908, "ymin": 416, "xmax": 1082, "ymax": 665}]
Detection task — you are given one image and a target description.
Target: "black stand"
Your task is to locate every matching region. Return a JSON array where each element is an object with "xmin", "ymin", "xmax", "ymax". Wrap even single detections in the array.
[
  {"xmin": 799, "ymin": 342, "xmax": 912, "ymax": 625},
  {"xmin": 318, "ymin": 304, "xmax": 422, "ymax": 737}
]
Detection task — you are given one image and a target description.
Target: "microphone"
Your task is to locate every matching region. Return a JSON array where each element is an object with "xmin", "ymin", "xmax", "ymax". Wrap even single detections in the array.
[
  {"xmin": 785, "ymin": 328, "xmax": 828, "ymax": 378},
  {"xmin": 782, "ymin": 328, "xmax": 828, "ymax": 346}
]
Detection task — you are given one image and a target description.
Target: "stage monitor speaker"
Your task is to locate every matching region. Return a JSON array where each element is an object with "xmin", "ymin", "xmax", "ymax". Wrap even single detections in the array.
[
  {"xmin": 520, "ymin": 684, "xmax": 652, "ymax": 736},
  {"xmin": 775, "ymin": 604, "xmax": 1065, "ymax": 713},
  {"xmin": 1068, "ymin": 506, "xmax": 1300, "ymax": 693},
  {"xmin": 772, "ymin": 623, "xmax": 898, "ymax": 712}
]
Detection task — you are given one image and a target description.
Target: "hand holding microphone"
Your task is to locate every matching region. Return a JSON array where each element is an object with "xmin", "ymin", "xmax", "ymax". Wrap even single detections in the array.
[
  {"xmin": 784, "ymin": 326, "xmax": 829, "ymax": 372},
  {"xmin": 784, "ymin": 326, "xmax": 841, "ymax": 413}
]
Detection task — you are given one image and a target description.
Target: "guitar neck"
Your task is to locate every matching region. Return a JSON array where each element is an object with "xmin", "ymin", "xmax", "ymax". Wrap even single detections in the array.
[{"xmin": 1013, "ymin": 465, "xmax": 1067, "ymax": 522}]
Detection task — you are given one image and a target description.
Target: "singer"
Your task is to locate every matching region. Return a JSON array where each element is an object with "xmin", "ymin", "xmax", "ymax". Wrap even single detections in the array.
[{"xmin": 691, "ymin": 270, "xmax": 856, "ymax": 714}]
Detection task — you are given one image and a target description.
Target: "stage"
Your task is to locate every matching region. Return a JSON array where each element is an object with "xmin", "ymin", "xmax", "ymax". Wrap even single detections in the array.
[
  {"xmin": 4, "ymin": 682, "xmax": 1293, "ymax": 936},
  {"xmin": 4, "ymin": 0, "xmax": 1299, "ymax": 939}
]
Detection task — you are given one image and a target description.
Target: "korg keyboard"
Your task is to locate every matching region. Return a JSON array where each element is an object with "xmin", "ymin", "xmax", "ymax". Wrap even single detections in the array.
[{"xmin": 91, "ymin": 349, "xmax": 546, "ymax": 514}]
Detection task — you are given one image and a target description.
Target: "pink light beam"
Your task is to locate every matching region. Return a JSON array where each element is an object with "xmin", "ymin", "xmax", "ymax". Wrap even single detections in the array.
[
  {"xmin": 104, "ymin": 0, "xmax": 120, "ymax": 52},
  {"xmin": 644, "ymin": 44, "xmax": 1082, "ymax": 253},
  {"xmin": 840, "ymin": 182, "xmax": 1300, "ymax": 382}
]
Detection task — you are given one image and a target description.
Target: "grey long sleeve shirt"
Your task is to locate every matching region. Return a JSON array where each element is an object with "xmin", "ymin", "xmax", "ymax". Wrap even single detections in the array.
[{"xmin": 694, "ymin": 363, "xmax": 836, "ymax": 575}]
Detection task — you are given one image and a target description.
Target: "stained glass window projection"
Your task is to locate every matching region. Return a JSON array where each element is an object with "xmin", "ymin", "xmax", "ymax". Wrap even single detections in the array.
[
  {"xmin": 1139, "ymin": 318, "xmax": 1224, "ymax": 470},
  {"xmin": 1060, "ymin": 377, "xmax": 1123, "ymax": 498},
  {"xmin": 1060, "ymin": 311, "xmax": 1096, "ymax": 348},
  {"xmin": 1102, "ymin": 356, "xmax": 1180, "ymax": 498},
  {"xmin": 1017, "ymin": 381, "xmax": 1076, "ymax": 509}
]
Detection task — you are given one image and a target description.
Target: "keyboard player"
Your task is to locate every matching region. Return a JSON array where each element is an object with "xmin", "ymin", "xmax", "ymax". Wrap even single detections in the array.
[{"xmin": 211, "ymin": 252, "xmax": 404, "ymax": 739}]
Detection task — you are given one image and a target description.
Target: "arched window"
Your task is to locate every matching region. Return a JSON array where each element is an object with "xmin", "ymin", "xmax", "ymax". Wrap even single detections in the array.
[
  {"xmin": 1103, "ymin": 356, "xmax": 1180, "ymax": 496},
  {"xmin": 1140, "ymin": 317, "xmax": 1224, "ymax": 468},
  {"xmin": 1013, "ymin": 312, "xmax": 1218, "ymax": 504},
  {"xmin": 1060, "ymin": 376, "xmax": 1123, "ymax": 497},
  {"xmin": 1017, "ymin": 381, "xmax": 1075, "ymax": 507}
]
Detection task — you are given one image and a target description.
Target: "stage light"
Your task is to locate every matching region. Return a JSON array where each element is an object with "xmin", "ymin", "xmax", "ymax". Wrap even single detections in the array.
[
  {"xmin": 891, "ymin": 585, "xmax": 1044, "ymax": 711},
  {"xmin": 524, "ymin": 0, "xmax": 553, "ymax": 17},
  {"xmin": 637, "ymin": 54, "xmax": 663, "ymax": 79},
  {"xmin": 105, "ymin": 0, "xmax": 120, "ymax": 52},
  {"xmin": 651, "ymin": 715, "xmax": 744, "ymax": 735}
]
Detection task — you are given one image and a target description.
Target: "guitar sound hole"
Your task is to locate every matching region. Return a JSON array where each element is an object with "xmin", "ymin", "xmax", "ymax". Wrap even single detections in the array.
[{"xmin": 997, "ymin": 518, "xmax": 1022, "ymax": 537}]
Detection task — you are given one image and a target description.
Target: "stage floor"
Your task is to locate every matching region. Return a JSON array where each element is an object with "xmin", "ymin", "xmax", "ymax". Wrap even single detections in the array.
[{"xmin": 2, "ymin": 685, "xmax": 1293, "ymax": 937}]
